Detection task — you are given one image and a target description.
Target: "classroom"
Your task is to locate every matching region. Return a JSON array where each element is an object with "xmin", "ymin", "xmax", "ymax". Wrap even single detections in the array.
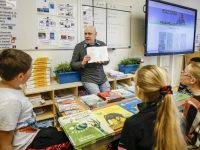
[{"xmin": 0, "ymin": 0, "xmax": 200, "ymax": 150}]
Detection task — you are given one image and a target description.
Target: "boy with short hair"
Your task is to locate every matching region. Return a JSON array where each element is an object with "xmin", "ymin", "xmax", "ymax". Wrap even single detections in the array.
[{"xmin": 0, "ymin": 49, "xmax": 73, "ymax": 150}]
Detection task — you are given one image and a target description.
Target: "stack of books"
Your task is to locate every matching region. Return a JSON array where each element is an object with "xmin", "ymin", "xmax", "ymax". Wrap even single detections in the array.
[
  {"xmin": 58, "ymin": 110, "xmax": 114, "ymax": 149},
  {"xmin": 27, "ymin": 93, "xmax": 44, "ymax": 106},
  {"xmin": 97, "ymin": 91, "xmax": 123, "ymax": 103},
  {"xmin": 26, "ymin": 57, "xmax": 52, "ymax": 89},
  {"xmin": 54, "ymin": 89, "xmax": 75, "ymax": 102},
  {"xmin": 111, "ymin": 89, "xmax": 135, "ymax": 99},
  {"xmin": 80, "ymin": 94, "xmax": 106, "ymax": 110},
  {"xmin": 57, "ymin": 99, "xmax": 84, "ymax": 113},
  {"xmin": 33, "ymin": 107, "xmax": 45, "ymax": 116},
  {"xmin": 37, "ymin": 118, "xmax": 54, "ymax": 128}
]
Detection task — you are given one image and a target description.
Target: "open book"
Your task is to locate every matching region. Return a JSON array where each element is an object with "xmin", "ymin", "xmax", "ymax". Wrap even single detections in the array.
[{"xmin": 87, "ymin": 46, "xmax": 109, "ymax": 63}]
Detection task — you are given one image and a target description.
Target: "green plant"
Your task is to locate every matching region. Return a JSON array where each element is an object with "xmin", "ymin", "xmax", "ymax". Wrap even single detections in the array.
[
  {"xmin": 54, "ymin": 61, "xmax": 72, "ymax": 73},
  {"xmin": 119, "ymin": 57, "xmax": 141, "ymax": 65}
]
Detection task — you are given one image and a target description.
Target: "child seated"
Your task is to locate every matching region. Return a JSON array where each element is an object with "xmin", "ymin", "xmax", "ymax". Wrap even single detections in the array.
[
  {"xmin": 118, "ymin": 65, "xmax": 187, "ymax": 150},
  {"xmin": 181, "ymin": 62, "xmax": 200, "ymax": 148},
  {"xmin": 178, "ymin": 57, "xmax": 200, "ymax": 96},
  {"xmin": 0, "ymin": 49, "xmax": 74, "ymax": 150}
]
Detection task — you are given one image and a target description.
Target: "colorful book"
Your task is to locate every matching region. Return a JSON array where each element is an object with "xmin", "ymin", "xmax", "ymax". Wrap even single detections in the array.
[
  {"xmin": 116, "ymin": 98, "xmax": 142, "ymax": 114},
  {"xmin": 97, "ymin": 91, "xmax": 123, "ymax": 103},
  {"xmin": 173, "ymin": 91, "xmax": 190, "ymax": 101},
  {"xmin": 111, "ymin": 89, "xmax": 135, "ymax": 99},
  {"xmin": 58, "ymin": 110, "xmax": 114, "ymax": 149},
  {"xmin": 80, "ymin": 94, "xmax": 106, "ymax": 110},
  {"xmin": 93, "ymin": 105, "xmax": 133, "ymax": 130}
]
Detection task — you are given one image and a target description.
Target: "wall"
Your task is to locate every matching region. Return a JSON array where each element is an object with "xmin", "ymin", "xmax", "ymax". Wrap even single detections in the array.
[{"xmin": 15, "ymin": 0, "xmax": 200, "ymax": 87}]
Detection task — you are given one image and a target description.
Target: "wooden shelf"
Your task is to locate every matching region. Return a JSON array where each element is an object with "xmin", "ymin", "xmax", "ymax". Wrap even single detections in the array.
[
  {"xmin": 36, "ymin": 106, "xmax": 54, "ymax": 122},
  {"xmin": 33, "ymin": 100, "xmax": 53, "ymax": 108},
  {"xmin": 24, "ymin": 77, "xmax": 115, "ymax": 95}
]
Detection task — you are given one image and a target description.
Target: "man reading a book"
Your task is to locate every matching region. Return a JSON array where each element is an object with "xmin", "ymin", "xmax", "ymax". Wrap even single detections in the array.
[{"xmin": 71, "ymin": 25, "xmax": 110, "ymax": 94}]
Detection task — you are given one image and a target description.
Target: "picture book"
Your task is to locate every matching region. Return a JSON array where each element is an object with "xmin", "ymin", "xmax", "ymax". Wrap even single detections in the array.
[
  {"xmin": 80, "ymin": 94, "xmax": 106, "ymax": 110},
  {"xmin": 173, "ymin": 91, "xmax": 190, "ymax": 101},
  {"xmin": 97, "ymin": 91, "xmax": 123, "ymax": 103},
  {"xmin": 111, "ymin": 89, "xmax": 135, "ymax": 99},
  {"xmin": 57, "ymin": 99, "xmax": 81, "ymax": 112},
  {"xmin": 93, "ymin": 105, "xmax": 133, "ymax": 130},
  {"xmin": 87, "ymin": 46, "xmax": 109, "ymax": 63},
  {"xmin": 58, "ymin": 110, "xmax": 114, "ymax": 149},
  {"xmin": 116, "ymin": 98, "xmax": 142, "ymax": 114}
]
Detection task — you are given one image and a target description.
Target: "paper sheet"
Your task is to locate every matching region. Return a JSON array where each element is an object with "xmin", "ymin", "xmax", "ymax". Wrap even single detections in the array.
[
  {"xmin": 0, "ymin": 31, "xmax": 18, "ymax": 49},
  {"xmin": 37, "ymin": 32, "xmax": 57, "ymax": 45},
  {"xmin": 36, "ymin": 0, "xmax": 56, "ymax": 16},
  {"xmin": 0, "ymin": 11, "xmax": 17, "ymax": 29},
  {"xmin": 38, "ymin": 17, "xmax": 57, "ymax": 31},
  {"xmin": 58, "ymin": 33, "xmax": 75, "ymax": 48}
]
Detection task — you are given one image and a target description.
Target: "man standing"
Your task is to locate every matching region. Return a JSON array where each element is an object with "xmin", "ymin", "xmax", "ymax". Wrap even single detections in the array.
[{"xmin": 71, "ymin": 25, "xmax": 110, "ymax": 94}]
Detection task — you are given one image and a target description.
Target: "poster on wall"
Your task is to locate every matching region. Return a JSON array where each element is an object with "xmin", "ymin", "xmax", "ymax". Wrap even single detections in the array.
[
  {"xmin": 0, "ymin": 11, "xmax": 17, "ymax": 29},
  {"xmin": 82, "ymin": 6, "xmax": 93, "ymax": 40},
  {"xmin": 38, "ymin": 17, "xmax": 57, "ymax": 31},
  {"xmin": 59, "ymin": 18, "xmax": 75, "ymax": 32},
  {"xmin": 37, "ymin": 32, "xmax": 57, "ymax": 45},
  {"xmin": 195, "ymin": 19, "xmax": 200, "ymax": 47},
  {"xmin": 0, "ymin": 0, "xmax": 17, "ymax": 9},
  {"xmin": 58, "ymin": 33, "xmax": 75, "ymax": 47},
  {"xmin": 57, "ymin": 4, "xmax": 74, "ymax": 18},
  {"xmin": 36, "ymin": 0, "xmax": 56, "ymax": 15},
  {"xmin": 0, "ymin": 31, "xmax": 18, "ymax": 49}
]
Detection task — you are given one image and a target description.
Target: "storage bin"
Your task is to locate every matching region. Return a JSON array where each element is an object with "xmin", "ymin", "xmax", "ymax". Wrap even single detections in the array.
[
  {"xmin": 118, "ymin": 64, "xmax": 140, "ymax": 74},
  {"xmin": 54, "ymin": 71, "xmax": 81, "ymax": 84}
]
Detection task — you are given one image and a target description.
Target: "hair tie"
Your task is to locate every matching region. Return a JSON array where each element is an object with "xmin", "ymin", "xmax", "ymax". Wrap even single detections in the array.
[{"xmin": 160, "ymin": 85, "xmax": 173, "ymax": 97}]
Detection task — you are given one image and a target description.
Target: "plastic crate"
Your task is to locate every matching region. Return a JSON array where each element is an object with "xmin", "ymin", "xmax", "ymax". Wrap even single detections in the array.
[
  {"xmin": 118, "ymin": 64, "xmax": 140, "ymax": 74},
  {"xmin": 54, "ymin": 71, "xmax": 81, "ymax": 84}
]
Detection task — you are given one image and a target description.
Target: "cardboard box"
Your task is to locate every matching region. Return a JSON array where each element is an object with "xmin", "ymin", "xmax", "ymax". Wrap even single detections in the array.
[
  {"xmin": 32, "ymin": 64, "xmax": 51, "ymax": 69},
  {"xmin": 26, "ymin": 82, "xmax": 51, "ymax": 89},
  {"xmin": 28, "ymin": 75, "xmax": 50, "ymax": 81},
  {"xmin": 26, "ymin": 78, "xmax": 51, "ymax": 85},
  {"xmin": 31, "ymin": 71, "xmax": 50, "ymax": 76},
  {"xmin": 32, "ymin": 68, "xmax": 50, "ymax": 72},
  {"xmin": 32, "ymin": 60, "xmax": 51, "ymax": 65},
  {"xmin": 32, "ymin": 57, "xmax": 52, "ymax": 61}
]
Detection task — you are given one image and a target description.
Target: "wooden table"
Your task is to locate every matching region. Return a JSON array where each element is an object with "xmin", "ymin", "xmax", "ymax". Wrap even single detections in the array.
[{"xmin": 55, "ymin": 97, "xmax": 188, "ymax": 150}]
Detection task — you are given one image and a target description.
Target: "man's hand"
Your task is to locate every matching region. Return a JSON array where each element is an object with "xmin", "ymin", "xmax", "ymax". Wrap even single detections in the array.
[
  {"xmin": 82, "ymin": 55, "xmax": 91, "ymax": 65},
  {"xmin": 94, "ymin": 61, "xmax": 104, "ymax": 64}
]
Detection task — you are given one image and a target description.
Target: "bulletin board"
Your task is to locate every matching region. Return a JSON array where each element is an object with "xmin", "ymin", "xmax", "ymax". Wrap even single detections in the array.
[
  {"xmin": 81, "ymin": 0, "xmax": 131, "ymax": 49},
  {"xmin": 0, "ymin": 0, "xmax": 78, "ymax": 50}
]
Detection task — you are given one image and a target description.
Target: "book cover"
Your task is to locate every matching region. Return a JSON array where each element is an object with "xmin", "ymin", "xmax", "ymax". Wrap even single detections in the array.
[
  {"xmin": 87, "ymin": 46, "xmax": 109, "ymax": 63},
  {"xmin": 58, "ymin": 110, "xmax": 114, "ymax": 149},
  {"xmin": 116, "ymin": 98, "xmax": 142, "ymax": 114},
  {"xmin": 173, "ymin": 91, "xmax": 190, "ymax": 101},
  {"xmin": 97, "ymin": 91, "xmax": 123, "ymax": 103},
  {"xmin": 80, "ymin": 94, "xmax": 106, "ymax": 110},
  {"xmin": 93, "ymin": 105, "xmax": 133, "ymax": 130},
  {"xmin": 111, "ymin": 89, "xmax": 135, "ymax": 99}
]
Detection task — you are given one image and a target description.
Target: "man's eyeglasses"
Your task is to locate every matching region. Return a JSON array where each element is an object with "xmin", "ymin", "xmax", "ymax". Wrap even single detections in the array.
[{"xmin": 181, "ymin": 70, "xmax": 191, "ymax": 77}]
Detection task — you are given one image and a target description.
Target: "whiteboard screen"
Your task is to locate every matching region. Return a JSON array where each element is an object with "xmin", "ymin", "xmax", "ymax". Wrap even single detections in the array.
[
  {"xmin": 82, "ymin": 0, "xmax": 131, "ymax": 49},
  {"xmin": 107, "ymin": 10, "xmax": 131, "ymax": 48}
]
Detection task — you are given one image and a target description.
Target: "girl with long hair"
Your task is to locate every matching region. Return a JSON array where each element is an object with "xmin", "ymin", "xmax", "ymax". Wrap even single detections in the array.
[
  {"xmin": 118, "ymin": 65, "xmax": 187, "ymax": 150},
  {"xmin": 181, "ymin": 62, "xmax": 200, "ymax": 149}
]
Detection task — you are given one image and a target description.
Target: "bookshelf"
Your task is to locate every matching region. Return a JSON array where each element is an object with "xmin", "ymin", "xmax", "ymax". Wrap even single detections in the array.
[{"xmin": 23, "ymin": 75, "xmax": 134, "ymax": 126}]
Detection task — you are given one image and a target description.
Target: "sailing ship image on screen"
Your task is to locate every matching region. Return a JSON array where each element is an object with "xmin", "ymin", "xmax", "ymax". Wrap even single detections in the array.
[{"xmin": 58, "ymin": 110, "xmax": 114, "ymax": 149}]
